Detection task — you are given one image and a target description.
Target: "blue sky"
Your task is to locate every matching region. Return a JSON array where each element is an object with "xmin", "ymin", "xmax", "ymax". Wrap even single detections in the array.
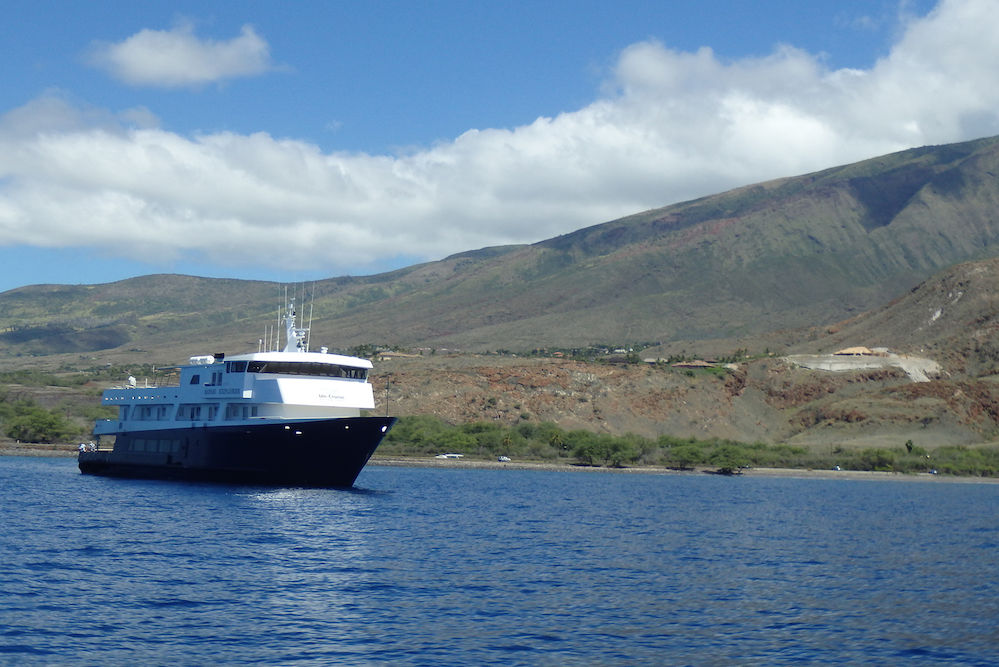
[{"xmin": 4, "ymin": 0, "xmax": 996, "ymax": 293}]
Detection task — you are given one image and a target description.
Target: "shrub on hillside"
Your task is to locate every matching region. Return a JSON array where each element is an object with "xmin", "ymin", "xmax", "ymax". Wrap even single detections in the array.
[{"xmin": 3, "ymin": 404, "xmax": 80, "ymax": 443}]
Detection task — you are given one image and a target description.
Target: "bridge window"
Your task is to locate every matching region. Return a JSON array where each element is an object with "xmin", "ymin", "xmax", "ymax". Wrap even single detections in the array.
[{"xmin": 245, "ymin": 361, "xmax": 367, "ymax": 379}]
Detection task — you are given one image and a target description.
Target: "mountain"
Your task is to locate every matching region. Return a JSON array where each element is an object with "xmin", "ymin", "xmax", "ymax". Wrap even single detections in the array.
[
  {"xmin": 4, "ymin": 135, "xmax": 999, "ymax": 360},
  {"xmin": 334, "ymin": 133, "xmax": 999, "ymax": 350}
]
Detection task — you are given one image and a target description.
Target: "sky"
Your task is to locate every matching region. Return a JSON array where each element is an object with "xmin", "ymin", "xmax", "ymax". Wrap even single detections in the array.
[{"xmin": 3, "ymin": 0, "xmax": 998, "ymax": 293}]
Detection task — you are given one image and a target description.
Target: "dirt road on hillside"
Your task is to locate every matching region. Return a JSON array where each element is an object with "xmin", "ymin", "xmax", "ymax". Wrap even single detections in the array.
[{"xmin": 785, "ymin": 353, "xmax": 942, "ymax": 382}]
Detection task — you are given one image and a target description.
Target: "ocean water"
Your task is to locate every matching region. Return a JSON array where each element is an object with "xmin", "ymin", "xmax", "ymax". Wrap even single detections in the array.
[{"xmin": 1, "ymin": 457, "xmax": 998, "ymax": 665}]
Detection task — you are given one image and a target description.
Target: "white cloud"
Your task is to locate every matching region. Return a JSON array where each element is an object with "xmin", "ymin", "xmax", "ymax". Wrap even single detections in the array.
[
  {"xmin": 88, "ymin": 22, "xmax": 275, "ymax": 88},
  {"xmin": 2, "ymin": 0, "xmax": 999, "ymax": 278}
]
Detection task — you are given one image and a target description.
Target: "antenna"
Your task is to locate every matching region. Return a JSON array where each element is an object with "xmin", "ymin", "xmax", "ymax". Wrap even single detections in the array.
[
  {"xmin": 279, "ymin": 286, "xmax": 286, "ymax": 352},
  {"xmin": 306, "ymin": 283, "xmax": 315, "ymax": 352}
]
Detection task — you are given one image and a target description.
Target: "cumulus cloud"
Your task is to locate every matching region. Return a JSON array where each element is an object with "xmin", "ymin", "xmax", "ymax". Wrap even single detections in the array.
[
  {"xmin": 2, "ymin": 0, "xmax": 999, "ymax": 278},
  {"xmin": 88, "ymin": 22, "xmax": 275, "ymax": 87}
]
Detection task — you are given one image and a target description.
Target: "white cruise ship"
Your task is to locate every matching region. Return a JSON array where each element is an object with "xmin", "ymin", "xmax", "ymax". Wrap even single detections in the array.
[{"xmin": 79, "ymin": 300, "xmax": 396, "ymax": 487}]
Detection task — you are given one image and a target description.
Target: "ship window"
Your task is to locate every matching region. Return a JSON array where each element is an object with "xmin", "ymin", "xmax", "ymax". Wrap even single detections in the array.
[
  {"xmin": 131, "ymin": 438, "xmax": 182, "ymax": 453},
  {"xmin": 150, "ymin": 439, "xmax": 181, "ymax": 454},
  {"xmin": 190, "ymin": 374, "xmax": 200, "ymax": 385},
  {"xmin": 176, "ymin": 404, "xmax": 203, "ymax": 420},
  {"xmin": 245, "ymin": 360, "xmax": 368, "ymax": 380},
  {"xmin": 226, "ymin": 361, "xmax": 248, "ymax": 373},
  {"xmin": 136, "ymin": 405, "xmax": 167, "ymax": 421}
]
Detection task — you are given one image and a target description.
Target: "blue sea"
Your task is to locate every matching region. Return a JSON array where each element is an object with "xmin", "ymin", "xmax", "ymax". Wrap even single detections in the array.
[{"xmin": 1, "ymin": 457, "xmax": 998, "ymax": 665}]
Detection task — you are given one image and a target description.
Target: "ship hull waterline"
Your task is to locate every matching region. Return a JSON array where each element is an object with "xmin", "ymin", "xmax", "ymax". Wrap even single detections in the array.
[{"xmin": 78, "ymin": 416, "xmax": 396, "ymax": 488}]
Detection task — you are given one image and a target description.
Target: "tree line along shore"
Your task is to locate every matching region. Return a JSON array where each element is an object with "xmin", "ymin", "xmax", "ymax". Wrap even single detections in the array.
[
  {"xmin": 5, "ymin": 437, "xmax": 998, "ymax": 483},
  {"xmin": 376, "ymin": 416, "xmax": 999, "ymax": 477}
]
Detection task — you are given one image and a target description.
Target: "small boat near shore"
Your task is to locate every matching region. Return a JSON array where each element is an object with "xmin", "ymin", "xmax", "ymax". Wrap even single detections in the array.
[{"xmin": 79, "ymin": 299, "xmax": 395, "ymax": 487}]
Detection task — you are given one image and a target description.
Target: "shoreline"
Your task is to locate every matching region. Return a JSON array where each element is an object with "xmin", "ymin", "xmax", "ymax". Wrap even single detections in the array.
[
  {"xmin": 368, "ymin": 455, "xmax": 999, "ymax": 483},
  {"xmin": 0, "ymin": 443, "xmax": 78, "ymax": 458},
  {"xmin": 2, "ymin": 444, "xmax": 995, "ymax": 483}
]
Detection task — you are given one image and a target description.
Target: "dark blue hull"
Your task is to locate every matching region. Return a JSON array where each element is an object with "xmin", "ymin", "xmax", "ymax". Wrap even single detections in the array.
[{"xmin": 78, "ymin": 416, "xmax": 396, "ymax": 487}]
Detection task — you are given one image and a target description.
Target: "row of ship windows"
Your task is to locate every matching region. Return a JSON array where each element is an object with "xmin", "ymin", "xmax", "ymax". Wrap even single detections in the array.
[
  {"xmin": 222, "ymin": 360, "xmax": 368, "ymax": 379},
  {"xmin": 189, "ymin": 363, "xmax": 368, "ymax": 386},
  {"xmin": 126, "ymin": 404, "xmax": 260, "ymax": 421},
  {"xmin": 129, "ymin": 438, "xmax": 183, "ymax": 454}
]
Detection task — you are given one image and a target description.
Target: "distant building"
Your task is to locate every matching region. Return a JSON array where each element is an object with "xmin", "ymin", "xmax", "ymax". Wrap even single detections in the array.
[{"xmin": 834, "ymin": 346, "xmax": 873, "ymax": 356}]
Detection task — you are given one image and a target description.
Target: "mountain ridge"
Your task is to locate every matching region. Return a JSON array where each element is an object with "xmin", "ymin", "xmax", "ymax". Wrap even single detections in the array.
[{"xmin": 3, "ymin": 135, "xmax": 999, "ymax": 360}]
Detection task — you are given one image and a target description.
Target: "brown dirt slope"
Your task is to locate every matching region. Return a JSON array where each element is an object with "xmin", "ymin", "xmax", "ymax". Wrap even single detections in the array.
[{"xmin": 372, "ymin": 353, "xmax": 996, "ymax": 450}]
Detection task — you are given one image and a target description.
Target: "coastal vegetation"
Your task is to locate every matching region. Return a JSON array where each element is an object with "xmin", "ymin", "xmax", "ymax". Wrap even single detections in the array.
[
  {"xmin": 0, "ymin": 392, "xmax": 85, "ymax": 444},
  {"xmin": 381, "ymin": 415, "xmax": 999, "ymax": 477},
  {"xmin": 0, "ymin": 367, "xmax": 122, "ymax": 443}
]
